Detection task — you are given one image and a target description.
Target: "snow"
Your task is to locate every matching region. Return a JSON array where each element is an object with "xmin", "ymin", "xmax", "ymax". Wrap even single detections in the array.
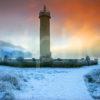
[{"xmin": 0, "ymin": 65, "xmax": 100, "ymax": 100}]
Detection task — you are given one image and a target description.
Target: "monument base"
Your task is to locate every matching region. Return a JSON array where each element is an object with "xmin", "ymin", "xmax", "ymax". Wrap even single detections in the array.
[{"xmin": 40, "ymin": 56, "xmax": 52, "ymax": 67}]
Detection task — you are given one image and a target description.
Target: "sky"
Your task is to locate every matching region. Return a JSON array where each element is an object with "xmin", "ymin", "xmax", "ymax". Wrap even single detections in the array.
[{"xmin": 0, "ymin": 0, "xmax": 100, "ymax": 58}]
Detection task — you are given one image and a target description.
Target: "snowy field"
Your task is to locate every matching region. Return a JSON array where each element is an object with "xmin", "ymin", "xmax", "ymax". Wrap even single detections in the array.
[{"xmin": 0, "ymin": 64, "xmax": 100, "ymax": 100}]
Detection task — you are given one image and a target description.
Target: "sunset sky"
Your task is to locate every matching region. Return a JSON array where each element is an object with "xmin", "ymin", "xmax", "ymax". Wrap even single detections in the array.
[{"xmin": 0, "ymin": 0, "xmax": 100, "ymax": 58}]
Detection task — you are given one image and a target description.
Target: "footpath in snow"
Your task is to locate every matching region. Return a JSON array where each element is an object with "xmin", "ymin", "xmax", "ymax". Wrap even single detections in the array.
[{"xmin": 0, "ymin": 65, "xmax": 100, "ymax": 100}]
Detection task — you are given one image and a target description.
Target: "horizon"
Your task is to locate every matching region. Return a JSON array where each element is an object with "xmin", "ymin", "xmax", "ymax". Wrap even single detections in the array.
[{"xmin": 0, "ymin": 0, "xmax": 100, "ymax": 59}]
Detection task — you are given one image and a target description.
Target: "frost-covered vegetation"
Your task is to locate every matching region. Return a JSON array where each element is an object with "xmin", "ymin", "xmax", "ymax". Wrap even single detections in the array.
[
  {"xmin": 0, "ymin": 57, "xmax": 98, "ymax": 68},
  {"xmin": 84, "ymin": 69, "xmax": 100, "ymax": 99},
  {"xmin": 0, "ymin": 73, "xmax": 22, "ymax": 100}
]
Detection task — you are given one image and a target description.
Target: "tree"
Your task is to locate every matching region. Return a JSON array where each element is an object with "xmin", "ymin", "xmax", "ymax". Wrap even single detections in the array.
[
  {"xmin": 16, "ymin": 57, "xmax": 24, "ymax": 62},
  {"xmin": 32, "ymin": 58, "xmax": 36, "ymax": 61},
  {"xmin": 4, "ymin": 55, "xmax": 9, "ymax": 63},
  {"xmin": 86, "ymin": 56, "xmax": 90, "ymax": 65}
]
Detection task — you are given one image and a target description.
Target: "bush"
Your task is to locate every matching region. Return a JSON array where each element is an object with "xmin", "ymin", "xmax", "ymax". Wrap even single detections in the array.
[
  {"xmin": 0, "ymin": 74, "xmax": 20, "ymax": 90},
  {"xmin": 1, "ymin": 92, "xmax": 15, "ymax": 100},
  {"xmin": 0, "ymin": 74, "xmax": 21, "ymax": 100}
]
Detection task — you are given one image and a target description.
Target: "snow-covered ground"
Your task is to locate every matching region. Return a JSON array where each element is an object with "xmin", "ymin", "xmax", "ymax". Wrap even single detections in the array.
[{"xmin": 0, "ymin": 64, "xmax": 100, "ymax": 100}]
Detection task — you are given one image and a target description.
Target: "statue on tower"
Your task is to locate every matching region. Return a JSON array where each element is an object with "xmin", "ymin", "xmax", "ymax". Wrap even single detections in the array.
[{"xmin": 43, "ymin": 5, "xmax": 46, "ymax": 12}]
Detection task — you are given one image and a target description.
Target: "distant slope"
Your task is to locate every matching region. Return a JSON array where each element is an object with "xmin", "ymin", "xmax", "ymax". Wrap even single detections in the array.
[{"xmin": 0, "ymin": 40, "xmax": 32, "ymax": 58}]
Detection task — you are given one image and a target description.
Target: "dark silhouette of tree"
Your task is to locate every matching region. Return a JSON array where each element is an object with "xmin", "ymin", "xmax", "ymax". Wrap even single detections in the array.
[
  {"xmin": 16, "ymin": 57, "xmax": 24, "ymax": 62},
  {"xmin": 32, "ymin": 58, "xmax": 36, "ymax": 61},
  {"xmin": 86, "ymin": 56, "xmax": 90, "ymax": 65},
  {"xmin": 4, "ymin": 55, "xmax": 9, "ymax": 63}
]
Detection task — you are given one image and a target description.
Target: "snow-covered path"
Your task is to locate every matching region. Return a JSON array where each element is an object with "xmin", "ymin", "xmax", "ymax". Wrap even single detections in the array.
[{"xmin": 0, "ymin": 65, "xmax": 100, "ymax": 100}]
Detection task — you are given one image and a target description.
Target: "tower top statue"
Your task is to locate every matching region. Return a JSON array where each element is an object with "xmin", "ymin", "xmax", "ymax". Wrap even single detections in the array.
[
  {"xmin": 43, "ymin": 5, "xmax": 46, "ymax": 12},
  {"xmin": 39, "ymin": 5, "xmax": 51, "ymax": 18}
]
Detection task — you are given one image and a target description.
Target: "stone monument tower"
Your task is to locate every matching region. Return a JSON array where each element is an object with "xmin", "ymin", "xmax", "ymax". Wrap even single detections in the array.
[{"xmin": 39, "ymin": 6, "xmax": 51, "ymax": 60}]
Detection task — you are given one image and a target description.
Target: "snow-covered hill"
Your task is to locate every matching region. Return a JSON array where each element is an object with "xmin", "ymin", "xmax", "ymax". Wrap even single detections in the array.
[
  {"xmin": 0, "ymin": 41, "xmax": 32, "ymax": 58},
  {"xmin": 0, "ymin": 65, "xmax": 100, "ymax": 100}
]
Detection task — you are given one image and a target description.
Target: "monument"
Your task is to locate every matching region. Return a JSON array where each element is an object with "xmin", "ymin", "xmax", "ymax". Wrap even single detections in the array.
[{"xmin": 39, "ymin": 5, "xmax": 51, "ymax": 61}]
